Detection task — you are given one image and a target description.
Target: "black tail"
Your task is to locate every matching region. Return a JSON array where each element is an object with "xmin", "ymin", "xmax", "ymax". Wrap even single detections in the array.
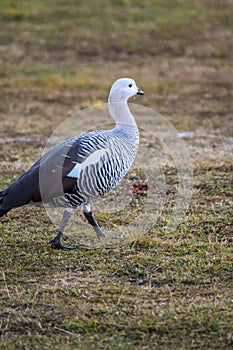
[
  {"xmin": 0, "ymin": 189, "xmax": 6, "ymax": 197},
  {"xmin": 0, "ymin": 189, "xmax": 6, "ymax": 204},
  {"xmin": 0, "ymin": 208, "xmax": 10, "ymax": 218},
  {"xmin": 0, "ymin": 188, "xmax": 11, "ymax": 217},
  {"xmin": 0, "ymin": 188, "xmax": 8, "ymax": 200}
]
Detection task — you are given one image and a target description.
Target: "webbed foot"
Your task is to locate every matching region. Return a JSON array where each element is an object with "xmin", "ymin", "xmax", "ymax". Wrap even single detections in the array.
[{"xmin": 50, "ymin": 231, "xmax": 78, "ymax": 250}]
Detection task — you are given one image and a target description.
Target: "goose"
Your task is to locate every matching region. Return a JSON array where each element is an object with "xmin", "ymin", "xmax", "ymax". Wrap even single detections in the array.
[{"xmin": 0, "ymin": 78, "xmax": 144, "ymax": 249}]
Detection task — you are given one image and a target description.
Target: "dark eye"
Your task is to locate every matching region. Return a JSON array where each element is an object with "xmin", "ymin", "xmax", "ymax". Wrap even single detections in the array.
[{"xmin": 128, "ymin": 83, "xmax": 132, "ymax": 88}]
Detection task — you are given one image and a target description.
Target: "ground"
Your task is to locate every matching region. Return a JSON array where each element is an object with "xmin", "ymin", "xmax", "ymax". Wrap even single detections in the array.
[{"xmin": 0, "ymin": 1, "xmax": 232, "ymax": 349}]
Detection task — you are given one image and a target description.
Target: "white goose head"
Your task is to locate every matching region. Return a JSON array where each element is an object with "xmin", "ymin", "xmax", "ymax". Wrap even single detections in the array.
[{"xmin": 108, "ymin": 78, "xmax": 143, "ymax": 103}]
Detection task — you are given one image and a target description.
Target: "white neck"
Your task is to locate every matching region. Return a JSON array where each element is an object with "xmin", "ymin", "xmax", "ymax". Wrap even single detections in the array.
[{"xmin": 108, "ymin": 100, "xmax": 136, "ymax": 126}]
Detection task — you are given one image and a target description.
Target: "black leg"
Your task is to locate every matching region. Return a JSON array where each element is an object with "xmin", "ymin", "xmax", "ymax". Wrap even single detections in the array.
[
  {"xmin": 83, "ymin": 211, "xmax": 106, "ymax": 239},
  {"xmin": 50, "ymin": 209, "xmax": 78, "ymax": 250},
  {"xmin": 83, "ymin": 211, "xmax": 98, "ymax": 226}
]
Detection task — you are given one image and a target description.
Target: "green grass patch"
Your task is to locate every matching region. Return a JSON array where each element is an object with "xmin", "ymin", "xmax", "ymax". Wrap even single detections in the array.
[{"xmin": 0, "ymin": 1, "xmax": 233, "ymax": 349}]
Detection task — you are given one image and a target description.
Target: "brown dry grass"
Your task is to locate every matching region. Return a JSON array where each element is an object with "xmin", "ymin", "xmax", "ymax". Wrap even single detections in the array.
[{"xmin": 0, "ymin": 1, "xmax": 232, "ymax": 349}]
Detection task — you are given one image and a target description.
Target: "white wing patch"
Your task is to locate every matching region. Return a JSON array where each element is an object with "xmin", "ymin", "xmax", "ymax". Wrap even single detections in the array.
[{"xmin": 67, "ymin": 148, "xmax": 108, "ymax": 179}]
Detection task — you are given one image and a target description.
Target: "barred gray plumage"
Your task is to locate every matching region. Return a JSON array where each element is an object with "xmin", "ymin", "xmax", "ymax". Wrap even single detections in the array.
[
  {"xmin": 0, "ymin": 78, "xmax": 144, "ymax": 249},
  {"xmin": 50, "ymin": 124, "xmax": 139, "ymax": 208}
]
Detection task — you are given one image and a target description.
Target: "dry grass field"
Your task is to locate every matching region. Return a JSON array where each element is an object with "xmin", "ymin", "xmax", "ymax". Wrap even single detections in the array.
[{"xmin": 0, "ymin": 1, "xmax": 232, "ymax": 349}]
